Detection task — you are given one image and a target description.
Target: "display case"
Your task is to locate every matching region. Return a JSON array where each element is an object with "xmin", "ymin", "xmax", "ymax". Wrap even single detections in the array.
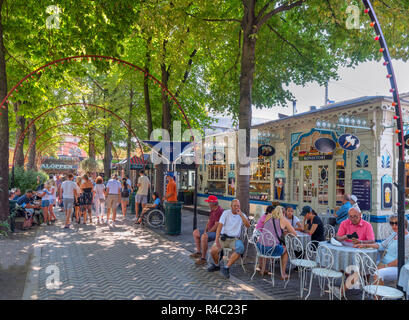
[
  {"xmin": 205, "ymin": 181, "xmax": 226, "ymax": 196},
  {"xmin": 249, "ymin": 182, "xmax": 270, "ymax": 201}
]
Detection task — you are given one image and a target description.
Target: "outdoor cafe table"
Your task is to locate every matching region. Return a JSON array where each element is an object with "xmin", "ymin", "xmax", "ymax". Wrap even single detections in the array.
[
  {"xmin": 398, "ymin": 263, "xmax": 409, "ymax": 297},
  {"xmin": 296, "ymin": 231, "xmax": 311, "ymax": 250},
  {"xmin": 317, "ymin": 241, "xmax": 378, "ymax": 272}
]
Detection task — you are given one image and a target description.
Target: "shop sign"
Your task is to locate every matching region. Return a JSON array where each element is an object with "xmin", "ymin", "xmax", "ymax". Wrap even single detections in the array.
[
  {"xmin": 381, "ymin": 175, "xmax": 393, "ymax": 209},
  {"xmin": 258, "ymin": 145, "xmax": 275, "ymax": 157},
  {"xmin": 338, "ymin": 134, "xmax": 360, "ymax": 151},
  {"xmin": 314, "ymin": 138, "xmax": 336, "ymax": 153},
  {"xmin": 300, "ymin": 155, "xmax": 333, "ymax": 161},
  {"xmin": 41, "ymin": 163, "xmax": 78, "ymax": 170},
  {"xmin": 351, "ymin": 170, "xmax": 371, "ymax": 211}
]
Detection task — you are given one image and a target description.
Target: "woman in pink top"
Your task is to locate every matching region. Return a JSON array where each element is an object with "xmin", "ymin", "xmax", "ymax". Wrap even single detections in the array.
[{"xmin": 255, "ymin": 205, "xmax": 297, "ymax": 279}]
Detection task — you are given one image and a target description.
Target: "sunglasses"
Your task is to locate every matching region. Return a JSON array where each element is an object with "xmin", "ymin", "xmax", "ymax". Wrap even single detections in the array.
[{"xmin": 389, "ymin": 221, "xmax": 398, "ymax": 226}]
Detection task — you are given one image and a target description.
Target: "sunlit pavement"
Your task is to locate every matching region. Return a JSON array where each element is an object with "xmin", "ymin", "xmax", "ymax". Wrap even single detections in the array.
[{"xmin": 22, "ymin": 210, "xmax": 263, "ymax": 300}]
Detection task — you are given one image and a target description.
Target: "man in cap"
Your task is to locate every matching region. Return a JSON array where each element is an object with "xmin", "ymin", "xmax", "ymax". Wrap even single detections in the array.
[
  {"xmin": 350, "ymin": 195, "xmax": 361, "ymax": 212},
  {"xmin": 190, "ymin": 195, "xmax": 224, "ymax": 265}
]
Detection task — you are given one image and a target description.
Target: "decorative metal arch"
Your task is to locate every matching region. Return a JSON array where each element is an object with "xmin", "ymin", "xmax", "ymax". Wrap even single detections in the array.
[
  {"xmin": 362, "ymin": 0, "xmax": 405, "ymax": 276},
  {"xmin": 25, "ymin": 123, "xmax": 120, "ymax": 163}
]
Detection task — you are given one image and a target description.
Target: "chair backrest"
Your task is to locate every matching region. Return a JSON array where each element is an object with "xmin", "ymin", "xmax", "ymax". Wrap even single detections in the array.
[
  {"xmin": 354, "ymin": 250, "xmax": 379, "ymax": 290},
  {"xmin": 379, "ymin": 223, "xmax": 393, "ymax": 241},
  {"xmin": 361, "ymin": 212, "xmax": 371, "ymax": 222},
  {"xmin": 253, "ymin": 228, "xmax": 278, "ymax": 256},
  {"xmin": 316, "ymin": 244, "xmax": 334, "ymax": 269},
  {"xmin": 246, "ymin": 220, "xmax": 257, "ymax": 244},
  {"xmin": 305, "ymin": 240, "xmax": 319, "ymax": 261},
  {"xmin": 323, "ymin": 224, "xmax": 335, "ymax": 241},
  {"xmin": 285, "ymin": 233, "xmax": 304, "ymax": 261}
]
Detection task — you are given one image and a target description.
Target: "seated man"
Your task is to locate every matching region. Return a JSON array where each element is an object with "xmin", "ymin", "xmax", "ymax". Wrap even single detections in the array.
[
  {"xmin": 335, "ymin": 207, "xmax": 375, "ymax": 245},
  {"xmin": 16, "ymin": 190, "xmax": 40, "ymax": 216},
  {"xmin": 137, "ymin": 191, "xmax": 162, "ymax": 224},
  {"xmin": 208, "ymin": 199, "xmax": 250, "ymax": 279},
  {"xmin": 190, "ymin": 195, "xmax": 224, "ymax": 265},
  {"xmin": 12, "ymin": 188, "xmax": 22, "ymax": 201},
  {"xmin": 332, "ymin": 194, "xmax": 352, "ymax": 227}
]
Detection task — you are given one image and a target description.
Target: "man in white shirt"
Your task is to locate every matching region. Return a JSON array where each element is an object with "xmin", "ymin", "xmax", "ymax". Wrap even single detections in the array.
[
  {"xmin": 135, "ymin": 170, "xmax": 150, "ymax": 222},
  {"xmin": 61, "ymin": 173, "xmax": 78, "ymax": 229},
  {"xmin": 208, "ymin": 199, "xmax": 250, "ymax": 279},
  {"xmin": 350, "ymin": 195, "xmax": 361, "ymax": 212},
  {"xmin": 106, "ymin": 174, "xmax": 121, "ymax": 226}
]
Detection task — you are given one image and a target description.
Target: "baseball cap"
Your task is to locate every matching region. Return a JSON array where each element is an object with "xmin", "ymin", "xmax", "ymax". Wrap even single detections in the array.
[
  {"xmin": 166, "ymin": 172, "xmax": 174, "ymax": 178},
  {"xmin": 204, "ymin": 195, "xmax": 218, "ymax": 203},
  {"xmin": 301, "ymin": 205, "xmax": 312, "ymax": 216},
  {"xmin": 351, "ymin": 195, "xmax": 358, "ymax": 203}
]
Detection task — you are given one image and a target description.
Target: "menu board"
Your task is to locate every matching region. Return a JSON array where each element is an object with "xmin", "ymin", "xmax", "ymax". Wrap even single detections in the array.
[{"xmin": 352, "ymin": 179, "xmax": 371, "ymax": 211}]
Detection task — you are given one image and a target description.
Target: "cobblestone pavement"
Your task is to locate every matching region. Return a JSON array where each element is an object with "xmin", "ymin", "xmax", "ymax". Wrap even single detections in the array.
[{"xmin": 23, "ymin": 210, "xmax": 265, "ymax": 300}]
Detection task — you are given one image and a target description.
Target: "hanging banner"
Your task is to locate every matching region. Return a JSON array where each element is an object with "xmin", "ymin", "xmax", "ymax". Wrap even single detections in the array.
[{"xmin": 338, "ymin": 134, "xmax": 360, "ymax": 151}]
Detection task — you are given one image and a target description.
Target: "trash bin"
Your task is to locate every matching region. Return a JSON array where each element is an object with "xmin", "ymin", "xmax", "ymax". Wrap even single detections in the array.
[
  {"xmin": 130, "ymin": 191, "xmax": 136, "ymax": 215},
  {"xmin": 164, "ymin": 201, "xmax": 183, "ymax": 235}
]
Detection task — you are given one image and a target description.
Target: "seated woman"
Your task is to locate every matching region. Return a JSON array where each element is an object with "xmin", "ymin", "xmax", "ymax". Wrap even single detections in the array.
[
  {"xmin": 136, "ymin": 192, "xmax": 161, "ymax": 225},
  {"xmin": 354, "ymin": 214, "xmax": 409, "ymax": 285},
  {"xmin": 300, "ymin": 206, "xmax": 325, "ymax": 244},
  {"xmin": 284, "ymin": 206, "xmax": 303, "ymax": 232},
  {"xmin": 255, "ymin": 205, "xmax": 297, "ymax": 279}
]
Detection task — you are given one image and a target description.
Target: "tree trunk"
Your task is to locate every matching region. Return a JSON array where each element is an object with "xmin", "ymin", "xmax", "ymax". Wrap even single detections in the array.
[
  {"xmin": 144, "ymin": 37, "xmax": 153, "ymax": 139},
  {"xmin": 14, "ymin": 101, "xmax": 25, "ymax": 168},
  {"xmin": 104, "ymin": 126, "xmax": 112, "ymax": 179},
  {"xmin": 154, "ymin": 163, "xmax": 164, "ymax": 198},
  {"xmin": 161, "ymin": 63, "xmax": 172, "ymax": 135},
  {"xmin": 27, "ymin": 123, "xmax": 37, "ymax": 170},
  {"xmin": 237, "ymin": 0, "xmax": 257, "ymax": 215},
  {"xmin": 0, "ymin": 0, "xmax": 9, "ymax": 220},
  {"xmin": 88, "ymin": 129, "xmax": 96, "ymax": 175},
  {"xmin": 126, "ymin": 87, "xmax": 133, "ymax": 177}
]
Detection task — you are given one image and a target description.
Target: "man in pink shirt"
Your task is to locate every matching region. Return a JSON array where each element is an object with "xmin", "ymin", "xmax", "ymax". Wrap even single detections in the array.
[{"xmin": 335, "ymin": 207, "xmax": 375, "ymax": 245}]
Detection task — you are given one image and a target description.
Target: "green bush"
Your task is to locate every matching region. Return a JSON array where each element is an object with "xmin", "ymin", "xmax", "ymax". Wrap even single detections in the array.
[{"xmin": 9, "ymin": 166, "xmax": 49, "ymax": 193}]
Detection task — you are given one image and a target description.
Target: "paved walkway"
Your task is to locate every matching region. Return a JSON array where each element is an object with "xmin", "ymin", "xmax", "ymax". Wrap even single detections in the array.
[{"xmin": 23, "ymin": 210, "xmax": 266, "ymax": 300}]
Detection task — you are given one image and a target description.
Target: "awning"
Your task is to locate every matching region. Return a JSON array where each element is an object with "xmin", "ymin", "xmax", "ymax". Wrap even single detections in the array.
[{"xmin": 113, "ymin": 154, "xmax": 151, "ymax": 169}]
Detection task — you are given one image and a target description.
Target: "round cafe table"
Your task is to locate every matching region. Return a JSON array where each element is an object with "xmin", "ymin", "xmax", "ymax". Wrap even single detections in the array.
[
  {"xmin": 317, "ymin": 241, "xmax": 378, "ymax": 272},
  {"xmin": 296, "ymin": 231, "xmax": 311, "ymax": 250},
  {"xmin": 398, "ymin": 263, "xmax": 409, "ymax": 297}
]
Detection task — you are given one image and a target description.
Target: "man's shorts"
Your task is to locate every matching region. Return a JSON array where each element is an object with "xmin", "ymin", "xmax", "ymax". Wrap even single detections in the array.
[
  {"xmin": 135, "ymin": 194, "xmax": 148, "ymax": 204},
  {"xmin": 213, "ymin": 237, "xmax": 245, "ymax": 255},
  {"xmin": 199, "ymin": 229, "xmax": 216, "ymax": 242},
  {"xmin": 63, "ymin": 198, "xmax": 74, "ymax": 210},
  {"xmin": 106, "ymin": 194, "xmax": 119, "ymax": 209}
]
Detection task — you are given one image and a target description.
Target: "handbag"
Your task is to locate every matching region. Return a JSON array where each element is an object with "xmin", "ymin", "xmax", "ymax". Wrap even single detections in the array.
[{"xmin": 272, "ymin": 218, "xmax": 286, "ymax": 246}]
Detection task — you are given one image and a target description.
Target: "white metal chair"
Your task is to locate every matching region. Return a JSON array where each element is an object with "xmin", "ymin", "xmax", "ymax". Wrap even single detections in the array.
[
  {"xmin": 250, "ymin": 228, "xmax": 283, "ymax": 287},
  {"xmin": 354, "ymin": 251, "xmax": 404, "ymax": 300},
  {"xmin": 284, "ymin": 234, "xmax": 318, "ymax": 298},
  {"xmin": 323, "ymin": 224, "xmax": 335, "ymax": 241},
  {"xmin": 305, "ymin": 244, "xmax": 345, "ymax": 300},
  {"xmin": 243, "ymin": 219, "xmax": 257, "ymax": 263},
  {"xmin": 222, "ymin": 225, "xmax": 247, "ymax": 272},
  {"xmin": 361, "ymin": 211, "xmax": 371, "ymax": 223}
]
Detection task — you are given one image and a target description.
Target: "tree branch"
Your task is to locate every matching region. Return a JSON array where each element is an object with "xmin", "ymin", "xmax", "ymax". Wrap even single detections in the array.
[
  {"xmin": 185, "ymin": 11, "xmax": 241, "ymax": 23},
  {"xmin": 174, "ymin": 48, "xmax": 198, "ymax": 98},
  {"xmin": 325, "ymin": 0, "xmax": 341, "ymax": 27},
  {"xmin": 256, "ymin": 0, "xmax": 275, "ymax": 22},
  {"xmin": 223, "ymin": 29, "xmax": 242, "ymax": 77},
  {"xmin": 257, "ymin": 0, "xmax": 306, "ymax": 28},
  {"xmin": 266, "ymin": 23, "xmax": 304, "ymax": 58}
]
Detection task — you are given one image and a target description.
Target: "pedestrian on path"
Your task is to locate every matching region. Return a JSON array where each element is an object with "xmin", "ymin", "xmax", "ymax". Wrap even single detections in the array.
[
  {"xmin": 135, "ymin": 170, "xmax": 150, "ymax": 222},
  {"xmin": 120, "ymin": 178, "xmax": 130, "ymax": 218},
  {"xmin": 74, "ymin": 176, "xmax": 83, "ymax": 224},
  {"xmin": 163, "ymin": 172, "xmax": 177, "ymax": 202},
  {"xmin": 190, "ymin": 195, "xmax": 224, "ymax": 265},
  {"xmin": 38, "ymin": 182, "xmax": 53, "ymax": 226},
  {"xmin": 93, "ymin": 176, "xmax": 106, "ymax": 224},
  {"xmin": 48, "ymin": 179, "xmax": 57, "ymax": 222},
  {"xmin": 61, "ymin": 173, "xmax": 78, "ymax": 228},
  {"xmin": 81, "ymin": 174, "xmax": 94, "ymax": 224},
  {"xmin": 106, "ymin": 174, "xmax": 121, "ymax": 226}
]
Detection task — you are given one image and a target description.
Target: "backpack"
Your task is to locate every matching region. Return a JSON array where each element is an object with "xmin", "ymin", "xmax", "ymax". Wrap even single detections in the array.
[{"xmin": 121, "ymin": 188, "xmax": 130, "ymax": 198}]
